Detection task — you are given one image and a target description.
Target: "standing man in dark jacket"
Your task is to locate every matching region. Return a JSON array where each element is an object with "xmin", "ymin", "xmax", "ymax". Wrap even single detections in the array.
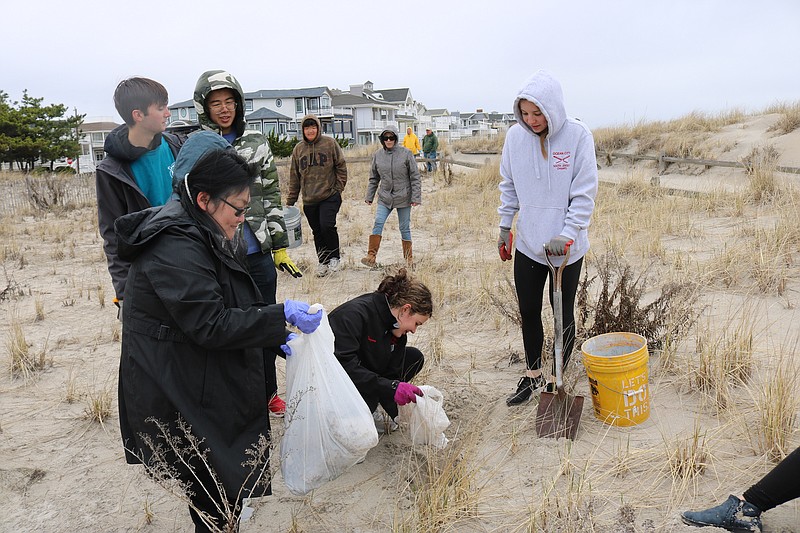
[
  {"xmin": 287, "ymin": 114, "xmax": 348, "ymax": 277},
  {"xmin": 96, "ymin": 77, "xmax": 182, "ymax": 310},
  {"xmin": 422, "ymin": 127, "xmax": 439, "ymax": 172}
]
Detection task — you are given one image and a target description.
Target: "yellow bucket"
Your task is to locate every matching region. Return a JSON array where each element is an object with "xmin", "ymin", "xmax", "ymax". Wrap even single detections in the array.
[{"xmin": 581, "ymin": 332, "xmax": 650, "ymax": 427}]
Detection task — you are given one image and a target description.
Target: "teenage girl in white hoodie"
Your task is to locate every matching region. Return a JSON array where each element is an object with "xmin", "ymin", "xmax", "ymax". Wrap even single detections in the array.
[{"xmin": 497, "ymin": 71, "xmax": 598, "ymax": 406}]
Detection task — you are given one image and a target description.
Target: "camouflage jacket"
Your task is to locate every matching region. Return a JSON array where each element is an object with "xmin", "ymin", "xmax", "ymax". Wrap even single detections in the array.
[{"xmin": 193, "ymin": 69, "xmax": 289, "ymax": 251}]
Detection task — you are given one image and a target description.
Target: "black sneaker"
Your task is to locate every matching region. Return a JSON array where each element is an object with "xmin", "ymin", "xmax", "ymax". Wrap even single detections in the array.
[
  {"xmin": 507, "ymin": 375, "xmax": 546, "ymax": 406},
  {"xmin": 681, "ymin": 495, "xmax": 762, "ymax": 533}
]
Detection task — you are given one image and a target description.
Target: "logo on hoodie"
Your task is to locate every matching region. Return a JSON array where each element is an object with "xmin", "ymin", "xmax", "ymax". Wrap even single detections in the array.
[{"xmin": 553, "ymin": 151, "xmax": 571, "ymax": 171}]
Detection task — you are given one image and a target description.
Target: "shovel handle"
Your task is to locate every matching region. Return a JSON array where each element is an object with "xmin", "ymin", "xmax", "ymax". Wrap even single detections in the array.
[{"xmin": 544, "ymin": 245, "xmax": 571, "ymax": 390}]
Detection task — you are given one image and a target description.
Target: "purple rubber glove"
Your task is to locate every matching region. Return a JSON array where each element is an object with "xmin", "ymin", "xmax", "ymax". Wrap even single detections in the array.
[
  {"xmin": 281, "ymin": 332, "xmax": 298, "ymax": 356},
  {"xmin": 283, "ymin": 300, "xmax": 322, "ymax": 334},
  {"xmin": 394, "ymin": 382, "xmax": 424, "ymax": 406}
]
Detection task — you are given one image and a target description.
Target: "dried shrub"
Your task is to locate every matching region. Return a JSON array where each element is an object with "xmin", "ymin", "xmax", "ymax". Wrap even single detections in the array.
[
  {"xmin": 576, "ymin": 253, "xmax": 700, "ymax": 350},
  {"xmin": 25, "ymin": 175, "xmax": 66, "ymax": 209}
]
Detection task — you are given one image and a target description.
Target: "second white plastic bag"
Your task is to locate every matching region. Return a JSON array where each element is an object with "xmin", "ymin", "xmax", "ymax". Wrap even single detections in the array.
[
  {"xmin": 280, "ymin": 307, "xmax": 379, "ymax": 495},
  {"xmin": 397, "ymin": 385, "xmax": 450, "ymax": 449}
]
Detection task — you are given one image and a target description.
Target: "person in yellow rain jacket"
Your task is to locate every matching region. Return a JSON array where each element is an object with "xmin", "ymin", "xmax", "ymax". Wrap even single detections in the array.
[{"xmin": 402, "ymin": 126, "xmax": 421, "ymax": 155}]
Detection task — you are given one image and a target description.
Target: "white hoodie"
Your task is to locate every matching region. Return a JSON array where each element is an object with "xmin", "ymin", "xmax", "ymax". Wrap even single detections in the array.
[{"xmin": 498, "ymin": 70, "xmax": 598, "ymax": 266}]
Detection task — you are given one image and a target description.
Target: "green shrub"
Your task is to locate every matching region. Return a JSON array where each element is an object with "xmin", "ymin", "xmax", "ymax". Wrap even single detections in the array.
[{"xmin": 266, "ymin": 130, "xmax": 300, "ymax": 158}]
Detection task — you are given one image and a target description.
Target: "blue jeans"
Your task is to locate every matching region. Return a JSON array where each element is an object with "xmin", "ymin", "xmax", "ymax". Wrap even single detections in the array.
[
  {"xmin": 372, "ymin": 204, "xmax": 412, "ymax": 241},
  {"xmin": 423, "ymin": 151, "xmax": 437, "ymax": 171}
]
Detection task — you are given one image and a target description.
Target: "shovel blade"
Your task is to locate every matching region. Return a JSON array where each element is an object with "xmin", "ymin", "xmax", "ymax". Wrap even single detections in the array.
[{"xmin": 535, "ymin": 390, "xmax": 584, "ymax": 440}]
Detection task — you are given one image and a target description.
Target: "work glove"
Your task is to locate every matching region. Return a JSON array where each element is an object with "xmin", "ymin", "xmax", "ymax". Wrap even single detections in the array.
[
  {"xmin": 280, "ymin": 332, "xmax": 298, "ymax": 356},
  {"xmin": 498, "ymin": 227, "xmax": 513, "ymax": 261},
  {"xmin": 273, "ymin": 248, "xmax": 302, "ymax": 278},
  {"xmin": 544, "ymin": 235, "xmax": 574, "ymax": 256},
  {"xmin": 283, "ymin": 300, "xmax": 322, "ymax": 334},
  {"xmin": 394, "ymin": 382, "xmax": 424, "ymax": 406}
]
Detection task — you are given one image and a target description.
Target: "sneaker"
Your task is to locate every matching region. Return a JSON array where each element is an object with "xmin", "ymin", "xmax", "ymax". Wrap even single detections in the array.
[
  {"xmin": 328, "ymin": 258, "xmax": 341, "ymax": 273},
  {"xmin": 506, "ymin": 375, "xmax": 547, "ymax": 406},
  {"xmin": 315, "ymin": 263, "xmax": 329, "ymax": 277},
  {"xmin": 681, "ymin": 495, "xmax": 762, "ymax": 533},
  {"xmin": 372, "ymin": 409, "xmax": 399, "ymax": 434},
  {"xmin": 268, "ymin": 394, "xmax": 286, "ymax": 417}
]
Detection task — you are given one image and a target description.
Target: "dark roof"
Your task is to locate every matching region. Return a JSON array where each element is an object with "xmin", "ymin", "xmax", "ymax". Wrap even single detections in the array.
[
  {"xmin": 79, "ymin": 121, "xmax": 120, "ymax": 132},
  {"xmin": 369, "ymin": 88, "xmax": 410, "ymax": 103},
  {"xmin": 246, "ymin": 107, "xmax": 293, "ymax": 121},
  {"xmin": 169, "ymin": 99, "xmax": 194, "ymax": 109},
  {"xmin": 246, "ymin": 87, "xmax": 329, "ymax": 99},
  {"xmin": 424, "ymin": 109, "xmax": 448, "ymax": 116}
]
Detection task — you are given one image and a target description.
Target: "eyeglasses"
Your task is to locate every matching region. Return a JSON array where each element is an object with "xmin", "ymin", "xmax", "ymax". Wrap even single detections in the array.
[
  {"xmin": 208, "ymin": 98, "xmax": 237, "ymax": 112},
  {"xmin": 218, "ymin": 197, "xmax": 250, "ymax": 217},
  {"xmin": 381, "ymin": 135, "xmax": 397, "ymax": 142}
]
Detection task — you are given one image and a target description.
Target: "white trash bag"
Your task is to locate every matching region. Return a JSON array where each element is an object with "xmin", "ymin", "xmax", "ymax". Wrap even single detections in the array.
[
  {"xmin": 280, "ymin": 306, "xmax": 379, "ymax": 495},
  {"xmin": 397, "ymin": 385, "xmax": 450, "ymax": 449}
]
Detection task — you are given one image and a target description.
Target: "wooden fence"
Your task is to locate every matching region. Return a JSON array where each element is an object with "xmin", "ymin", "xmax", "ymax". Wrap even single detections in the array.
[{"xmin": 596, "ymin": 150, "xmax": 800, "ymax": 175}]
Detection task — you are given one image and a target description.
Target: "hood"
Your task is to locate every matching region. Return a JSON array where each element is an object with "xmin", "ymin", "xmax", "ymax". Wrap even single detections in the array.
[
  {"xmin": 103, "ymin": 124, "xmax": 160, "ymax": 162},
  {"xmin": 513, "ymin": 70, "xmax": 567, "ymax": 138},
  {"xmin": 115, "ymin": 201, "xmax": 189, "ymax": 262},
  {"xmin": 379, "ymin": 125, "xmax": 400, "ymax": 150},
  {"xmin": 193, "ymin": 70, "xmax": 247, "ymax": 137},
  {"xmin": 171, "ymin": 131, "xmax": 234, "ymax": 187},
  {"xmin": 301, "ymin": 114, "xmax": 322, "ymax": 144}
]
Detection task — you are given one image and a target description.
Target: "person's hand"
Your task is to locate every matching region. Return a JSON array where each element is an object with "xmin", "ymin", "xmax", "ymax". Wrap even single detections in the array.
[
  {"xmin": 281, "ymin": 332, "xmax": 298, "ymax": 356},
  {"xmin": 365, "ymin": 200, "xmax": 372, "ymax": 205},
  {"xmin": 498, "ymin": 227, "xmax": 513, "ymax": 261},
  {"xmin": 273, "ymin": 248, "xmax": 302, "ymax": 278},
  {"xmin": 544, "ymin": 235, "xmax": 574, "ymax": 256},
  {"xmin": 283, "ymin": 300, "xmax": 322, "ymax": 334},
  {"xmin": 113, "ymin": 297, "xmax": 123, "ymax": 321},
  {"xmin": 394, "ymin": 382, "xmax": 424, "ymax": 405}
]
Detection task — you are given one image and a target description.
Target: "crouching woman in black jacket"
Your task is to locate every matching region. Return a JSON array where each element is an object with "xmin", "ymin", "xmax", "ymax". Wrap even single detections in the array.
[
  {"xmin": 328, "ymin": 268, "xmax": 432, "ymax": 427},
  {"xmin": 115, "ymin": 139, "xmax": 321, "ymax": 533}
]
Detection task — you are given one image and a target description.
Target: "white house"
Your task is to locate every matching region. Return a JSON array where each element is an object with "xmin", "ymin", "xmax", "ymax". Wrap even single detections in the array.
[{"xmin": 331, "ymin": 90, "xmax": 398, "ymax": 145}]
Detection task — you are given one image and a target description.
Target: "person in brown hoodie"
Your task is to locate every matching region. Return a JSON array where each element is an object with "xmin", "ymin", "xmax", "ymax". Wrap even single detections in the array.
[{"xmin": 287, "ymin": 115, "xmax": 348, "ymax": 277}]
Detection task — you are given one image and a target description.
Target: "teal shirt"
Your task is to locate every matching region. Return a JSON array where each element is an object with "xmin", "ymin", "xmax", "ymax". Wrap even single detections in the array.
[{"xmin": 130, "ymin": 137, "xmax": 176, "ymax": 207}]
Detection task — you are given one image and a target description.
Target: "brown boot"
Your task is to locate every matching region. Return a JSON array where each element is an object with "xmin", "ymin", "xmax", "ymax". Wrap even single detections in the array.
[
  {"xmin": 402, "ymin": 240, "xmax": 413, "ymax": 269},
  {"xmin": 361, "ymin": 234, "xmax": 382, "ymax": 267}
]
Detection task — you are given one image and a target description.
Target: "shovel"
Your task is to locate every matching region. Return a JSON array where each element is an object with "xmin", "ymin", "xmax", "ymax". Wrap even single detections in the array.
[{"xmin": 535, "ymin": 244, "xmax": 584, "ymax": 440}]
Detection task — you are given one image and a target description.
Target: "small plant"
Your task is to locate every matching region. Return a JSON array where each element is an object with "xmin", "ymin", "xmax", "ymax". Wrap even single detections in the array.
[
  {"xmin": 34, "ymin": 294, "xmax": 45, "ymax": 321},
  {"xmin": 743, "ymin": 144, "xmax": 780, "ymax": 202},
  {"xmin": 84, "ymin": 381, "xmax": 113, "ymax": 423},
  {"xmin": 7, "ymin": 314, "xmax": 46, "ymax": 378},
  {"xmin": 576, "ymin": 253, "xmax": 701, "ymax": 351},
  {"xmin": 666, "ymin": 424, "xmax": 708, "ymax": 481},
  {"xmin": 753, "ymin": 342, "xmax": 799, "ymax": 462}
]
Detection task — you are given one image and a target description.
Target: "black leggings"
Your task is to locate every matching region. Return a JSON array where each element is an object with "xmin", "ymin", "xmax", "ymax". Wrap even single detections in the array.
[
  {"xmin": 513, "ymin": 250, "xmax": 583, "ymax": 373},
  {"xmin": 744, "ymin": 446, "xmax": 800, "ymax": 513}
]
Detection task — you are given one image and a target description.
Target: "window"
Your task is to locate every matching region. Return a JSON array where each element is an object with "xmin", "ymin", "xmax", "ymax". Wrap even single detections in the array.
[
  {"xmin": 295, "ymin": 99, "xmax": 303, "ymax": 113},
  {"xmin": 245, "ymin": 100, "xmax": 253, "ymax": 112},
  {"xmin": 91, "ymin": 132, "xmax": 104, "ymax": 143},
  {"xmin": 343, "ymin": 121, "xmax": 351, "ymax": 133},
  {"xmin": 279, "ymin": 123, "xmax": 286, "ymax": 134},
  {"xmin": 170, "ymin": 109, "xmax": 178, "ymax": 121},
  {"xmin": 247, "ymin": 122, "xmax": 262, "ymax": 133},
  {"xmin": 276, "ymin": 99, "xmax": 282, "ymax": 107},
  {"xmin": 190, "ymin": 109, "xmax": 197, "ymax": 121},
  {"xmin": 307, "ymin": 98, "xmax": 319, "ymax": 112},
  {"xmin": 323, "ymin": 122, "xmax": 332, "ymax": 134},
  {"xmin": 288, "ymin": 121, "xmax": 297, "ymax": 131},
  {"xmin": 264, "ymin": 123, "xmax": 276, "ymax": 134},
  {"xmin": 321, "ymin": 96, "xmax": 330, "ymax": 109}
]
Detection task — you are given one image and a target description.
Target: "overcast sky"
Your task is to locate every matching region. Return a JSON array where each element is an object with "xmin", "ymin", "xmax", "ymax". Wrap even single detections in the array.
[{"xmin": 2, "ymin": 0, "xmax": 798, "ymax": 128}]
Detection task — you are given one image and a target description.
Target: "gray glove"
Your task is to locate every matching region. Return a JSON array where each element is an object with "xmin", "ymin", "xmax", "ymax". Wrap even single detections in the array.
[
  {"xmin": 498, "ymin": 227, "xmax": 513, "ymax": 261},
  {"xmin": 544, "ymin": 235, "xmax": 574, "ymax": 256}
]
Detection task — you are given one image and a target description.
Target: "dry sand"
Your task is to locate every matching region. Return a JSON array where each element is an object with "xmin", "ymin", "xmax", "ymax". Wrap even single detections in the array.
[{"xmin": 1, "ymin": 114, "xmax": 799, "ymax": 532}]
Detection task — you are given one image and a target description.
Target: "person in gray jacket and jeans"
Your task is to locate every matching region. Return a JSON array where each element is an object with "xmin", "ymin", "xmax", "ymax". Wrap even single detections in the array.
[{"xmin": 361, "ymin": 126, "xmax": 421, "ymax": 268}]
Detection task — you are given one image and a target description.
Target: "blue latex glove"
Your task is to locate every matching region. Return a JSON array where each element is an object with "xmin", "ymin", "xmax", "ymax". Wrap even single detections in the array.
[
  {"xmin": 283, "ymin": 300, "xmax": 322, "ymax": 334},
  {"xmin": 281, "ymin": 332, "xmax": 298, "ymax": 356}
]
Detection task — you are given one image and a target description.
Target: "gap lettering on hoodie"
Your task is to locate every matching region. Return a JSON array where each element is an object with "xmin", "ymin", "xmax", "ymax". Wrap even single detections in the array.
[
  {"xmin": 553, "ymin": 151, "xmax": 571, "ymax": 171},
  {"xmin": 299, "ymin": 153, "xmax": 329, "ymax": 171}
]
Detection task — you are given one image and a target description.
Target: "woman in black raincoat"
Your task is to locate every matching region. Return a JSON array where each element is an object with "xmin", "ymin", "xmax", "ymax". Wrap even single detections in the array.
[{"xmin": 115, "ymin": 134, "xmax": 321, "ymax": 532}]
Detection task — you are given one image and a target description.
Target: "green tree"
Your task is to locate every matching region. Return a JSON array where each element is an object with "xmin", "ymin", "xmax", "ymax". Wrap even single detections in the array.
[
  {"xmin": 266, "ymin": 129, "xmax": 300, "ymax": 158},
  {"xmin": 0, "ymin": 90, "xmax": 84, "ymax": 171}
]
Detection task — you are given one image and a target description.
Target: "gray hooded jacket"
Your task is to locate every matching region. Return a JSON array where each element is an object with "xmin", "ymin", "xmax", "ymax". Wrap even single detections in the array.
[{"xmin": 366, "ymin": 125, "xmax": 421, "ymax": 208}]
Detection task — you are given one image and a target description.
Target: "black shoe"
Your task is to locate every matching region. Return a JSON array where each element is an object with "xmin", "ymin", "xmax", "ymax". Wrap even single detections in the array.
[
  {"xmin": 507, "ymin": 375, "xmax": 546, "ymax": 406},
  {"xmin": 681, "ymin": 495, "xmax": 762, "ymax": 533}
]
